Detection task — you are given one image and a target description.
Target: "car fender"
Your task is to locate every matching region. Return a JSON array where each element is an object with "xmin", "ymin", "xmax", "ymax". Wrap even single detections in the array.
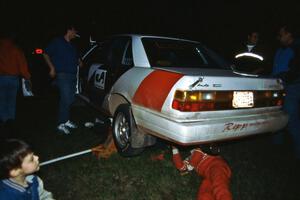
[
  {"xmin": 109, "ymin": 93, "xmax": 156, "ymax": 148},
  {"xmin": 108, "ymin": 93, "xmax": 130, "ymax": 116}
]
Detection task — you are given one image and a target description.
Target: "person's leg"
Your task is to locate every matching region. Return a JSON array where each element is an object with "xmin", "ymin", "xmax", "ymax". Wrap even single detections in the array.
[
  {"xmin": 272, "ymin": 131, "xmax": 285, "ymax": 145},
  {"xmin": 0, "ymin": 76, "xmax": 19, "ymax": 122},
  {"xmin": 6, "ymin": 77, "xmax": 19, "ymax": 121},
  {"xmin": 284, "ymin": 83, "xmax": 300, "ymax": 159},
  {"xmin": 0, "ymin": 76, "xmax": 7, "ymax": 122},
  {"xmin": 56, "ymin": 73, "xmax": 76, "ymax": 125}
]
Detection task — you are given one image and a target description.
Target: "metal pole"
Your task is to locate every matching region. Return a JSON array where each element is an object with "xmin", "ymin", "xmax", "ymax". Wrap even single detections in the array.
[{"xmin": 40, "ymin": 149, "xmax": 92, "ymax": 166}]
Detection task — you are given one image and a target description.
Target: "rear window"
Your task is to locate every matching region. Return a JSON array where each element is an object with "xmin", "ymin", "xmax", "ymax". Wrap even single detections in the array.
[{"xmin": 142, "ymin": 38, "xmax": 230, "ymax": 69}]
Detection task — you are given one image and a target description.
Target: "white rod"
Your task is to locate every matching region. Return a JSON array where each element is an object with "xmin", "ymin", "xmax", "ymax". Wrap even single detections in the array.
[{"xmin": 40, "ymin": 149, "xmax": 92, "ymax": 166}]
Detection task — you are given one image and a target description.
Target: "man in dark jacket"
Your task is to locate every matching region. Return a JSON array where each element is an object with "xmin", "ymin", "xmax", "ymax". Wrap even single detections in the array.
[
  {"xmin": 43, "ymin": 23, "xmax": 82, "ymax": 134},
  {"xmin": 233, "ymin": 30, "xmax": 270, "ymax": 74},
  {"xmin": 272, "ymin": 25, "xmax": 300, "ymax": 160}
]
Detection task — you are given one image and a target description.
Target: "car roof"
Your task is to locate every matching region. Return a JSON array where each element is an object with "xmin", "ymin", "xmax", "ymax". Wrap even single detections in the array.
[{"xmin": 111, "ymin": 34, "xmax": 201, "ymax": 44}]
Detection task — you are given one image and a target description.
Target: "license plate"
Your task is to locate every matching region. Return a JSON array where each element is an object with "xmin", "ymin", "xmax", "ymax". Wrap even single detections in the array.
[{"xmin": 232, "ymin": 91, "xmax": 254, "ymax": 108}]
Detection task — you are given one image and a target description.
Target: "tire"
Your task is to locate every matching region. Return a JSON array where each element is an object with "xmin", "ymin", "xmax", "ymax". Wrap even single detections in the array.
[
  {"xmin": 112, "ymin": 104, "xmax": 144, "ymax": 157},
  {"xmin": 93, "ymin": 119, "xmax": 110, "ymax": 144}
]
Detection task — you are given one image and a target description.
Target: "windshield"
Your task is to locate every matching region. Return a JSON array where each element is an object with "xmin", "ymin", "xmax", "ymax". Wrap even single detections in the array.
[{"xmin": 142, "ymin": 38, "xmax": 230, "ymax": 69}]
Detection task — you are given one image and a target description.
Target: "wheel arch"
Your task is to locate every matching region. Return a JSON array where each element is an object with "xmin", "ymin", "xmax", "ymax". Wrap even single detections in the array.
[
  {"xmin": 110, "ymin": 94, "xmax": 156, "ymax": 149},
  {"xmin": 108, "ymin": 93, "xmax": 130, "ymax": 117}
]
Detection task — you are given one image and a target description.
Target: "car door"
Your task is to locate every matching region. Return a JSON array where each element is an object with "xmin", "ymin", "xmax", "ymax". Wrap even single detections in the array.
[
  {"xmin": 80, "ymin": 40, "xmax": 110, "ymax": 105},
  {"xmin": 82, "ymin": 37, "xmax": 132, "ymax": 108},
  {"xmin": 106, "ymin": 36, "xmax": 133, "ymax": 86}
]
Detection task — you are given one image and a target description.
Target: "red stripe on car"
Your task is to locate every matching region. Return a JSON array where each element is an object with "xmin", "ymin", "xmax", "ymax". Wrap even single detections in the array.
[{"xmin": 132, "ymin": 70, "xmax": 183, "ymax": 111}]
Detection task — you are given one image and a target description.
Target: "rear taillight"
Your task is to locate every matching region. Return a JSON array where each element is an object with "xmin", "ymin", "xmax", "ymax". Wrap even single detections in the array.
[
  {"xmin": 275, "ymin": 91, "xmax": 285, "ymax": 106},
  {"xmin": 255, "ymin": 91, "xmax": 285, "ymax": 107},
  {"xmin": 172, "ymin": 90, "xmax": 216, "ymax": 112},
  {"xmin": 172, "ymin": 90, "xmax": 285, "ymax": 112},
  {"xmin": 33, "ymin": 48, "xmax": 43, "ymax": 54}
]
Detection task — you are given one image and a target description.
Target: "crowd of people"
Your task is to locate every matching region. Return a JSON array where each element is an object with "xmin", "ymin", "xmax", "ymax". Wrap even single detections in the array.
[
  {"xmin": 230, "ymin": 25, "xmax": 300, "ymax": 159},
  {"xmin": 0, "ymin": 23, "xmax": 299, "ymax": 199},
  {"xmin": 0, "ymin": 23, "xmax": 81, "ymax": 199},
  {"xmin": 0, "ymin": 23, "xmax": 82, "ymax": 136}
]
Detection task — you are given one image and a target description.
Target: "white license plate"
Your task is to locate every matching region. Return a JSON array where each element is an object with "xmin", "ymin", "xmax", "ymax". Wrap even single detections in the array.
[{"xmin": 232, "ymin": 91, "xmax": 254, "ymax": 108}]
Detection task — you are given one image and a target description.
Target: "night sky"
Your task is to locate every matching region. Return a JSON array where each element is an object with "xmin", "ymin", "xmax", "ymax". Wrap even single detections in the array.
[{"xmin": 1, "ymin": 0, "xmax": 300, "ymax": 57}]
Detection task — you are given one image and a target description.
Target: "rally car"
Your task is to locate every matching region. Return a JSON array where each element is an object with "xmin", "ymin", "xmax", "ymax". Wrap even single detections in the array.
[{"xmin": 77, "ymin": 34, "xmax": 288, "ymax": 156}]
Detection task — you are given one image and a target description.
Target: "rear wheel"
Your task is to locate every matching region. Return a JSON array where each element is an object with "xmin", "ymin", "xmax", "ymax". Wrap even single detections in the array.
[{"xmin": 112, "ymin": 104, "xmax": 144, "ymax": 156}]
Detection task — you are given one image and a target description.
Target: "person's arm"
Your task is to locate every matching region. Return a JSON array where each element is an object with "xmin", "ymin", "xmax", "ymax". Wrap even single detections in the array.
[
  {"xmin": 43, "ymin": 53, "xmax": 56, "ymax": 78},
  {"xmin": 78, "ymin": 58, "xmax": 83, "ymax": 68},
  {"xmin": 285, "ymin": 45, "xmax": 300, "ymax": 83}
]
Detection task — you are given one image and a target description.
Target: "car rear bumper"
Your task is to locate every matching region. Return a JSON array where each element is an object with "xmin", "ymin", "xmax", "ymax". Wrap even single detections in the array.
[{"xmin": 132, "ymin": 106, "xmax": 288, "ymax": 145}]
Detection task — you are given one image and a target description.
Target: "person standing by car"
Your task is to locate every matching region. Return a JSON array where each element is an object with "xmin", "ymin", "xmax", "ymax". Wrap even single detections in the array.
[
  {"xmin": 235, "ymin": 30, "xmax": 261, "ymax": 54},
  {"xmin": 0, "ymin": 31, "xmax": 31, "ymax": 134},
  {"xmin": 43, "ymin": 23, "xmax": 82, "ymax": 134},
  {"xmin": 232, "ymin": 30, "xmax": 270, "ymax": 74},
  {"xmin": 272, "ymin": 25, "xmax": 300, "ymax": 160}
]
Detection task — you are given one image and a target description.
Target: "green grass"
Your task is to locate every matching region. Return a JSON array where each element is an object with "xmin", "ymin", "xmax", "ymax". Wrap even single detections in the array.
[
  {"xmin": 3, "ymin": 94, "xmax": 300, "ymax": 200},
  {"xmin": 40, "ymin": 151, "xmax": 200, "ymax": 200}
]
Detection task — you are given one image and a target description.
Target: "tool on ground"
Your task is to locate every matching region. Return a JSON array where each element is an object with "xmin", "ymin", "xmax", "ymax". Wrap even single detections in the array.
[{"xmin": 40, "ymin": 130, "xmax": 117, "ymax": 166}]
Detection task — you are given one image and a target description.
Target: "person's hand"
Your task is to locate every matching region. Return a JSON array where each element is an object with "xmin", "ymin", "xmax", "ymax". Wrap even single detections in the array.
[
  {"xmin": 49, "ymin": 68, "xmax": 56, "ymax": 78},
  {"xmin": 79, "ymin": 59, "xmax": 83, "ymax": 68}
]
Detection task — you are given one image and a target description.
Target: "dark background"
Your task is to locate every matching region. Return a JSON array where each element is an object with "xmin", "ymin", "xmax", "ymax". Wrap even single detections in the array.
[
  {"xmin": 1, "ymin": 2, "xmax": 300, "ymax": 199},
  {"xmin": 1, "ymin": 0, "xmax": 300, "ymax": 57},
  {"xmin": 2, "ymin": 0, "xmax": 300, "ymax": 92}
]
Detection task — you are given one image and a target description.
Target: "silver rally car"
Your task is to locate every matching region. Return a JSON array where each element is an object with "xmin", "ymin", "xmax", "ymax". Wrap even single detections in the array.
[{"xmin": 78, "ymin": 35, "xmax": 288, "ymax": 156}]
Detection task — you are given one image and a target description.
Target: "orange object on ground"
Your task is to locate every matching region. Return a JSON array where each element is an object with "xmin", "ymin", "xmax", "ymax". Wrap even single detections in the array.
[
  {"xmin": 172, "ymin": 147, "xmax": 232, "ymax": 200},
  {"xmin": 40, "ymin": 130, "xmax": 117, "ymax": 166},
  {"xmin": 151, "ymin": 153, "xmax": 165, "ymax": 161},
  {"xmin": 92, "ymin": 129, "xmax": 117, "ymax": 159}
]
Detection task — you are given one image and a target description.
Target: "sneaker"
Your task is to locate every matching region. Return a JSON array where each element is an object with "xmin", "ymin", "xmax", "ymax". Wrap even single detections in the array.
[
  {"xmin": 84, "ymin": 122, "xmax": 94, "ymax": 128},
  {"xmin": 57, "ymin": 123, "xmax": 71, "ymax": 134},
  {"xmin": 64, "ymin": 120, "xmax": 78, "ymax": 129}
]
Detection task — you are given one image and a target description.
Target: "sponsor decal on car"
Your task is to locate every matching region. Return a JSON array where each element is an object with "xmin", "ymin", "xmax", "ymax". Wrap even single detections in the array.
[
  {"xmin": 222, "ymin": 121, "xmax": 269, "ymax": 132},
  {"xmin": 94, "ymin": 69, "xmax": 107, "ymax": 89},
  {"xmin": 213, "ymin": 84, "xmax": 222, "ymax": 88}
]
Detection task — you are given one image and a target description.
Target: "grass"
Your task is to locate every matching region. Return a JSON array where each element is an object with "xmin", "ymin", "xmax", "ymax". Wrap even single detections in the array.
[{"xmin": 2, "ymin": 93, "xmax": 300, "ymax": 200}]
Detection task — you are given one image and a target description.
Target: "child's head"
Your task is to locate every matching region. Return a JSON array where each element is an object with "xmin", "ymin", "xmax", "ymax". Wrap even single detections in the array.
[{"xmin": 0, "ymin": 139, "xmax": 40, "ymax": 179}]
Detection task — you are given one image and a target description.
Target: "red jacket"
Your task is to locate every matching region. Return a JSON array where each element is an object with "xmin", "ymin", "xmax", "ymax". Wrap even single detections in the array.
[{"xmin": 0, "ymin": 39, "xmax": 30, "ymax": 79}]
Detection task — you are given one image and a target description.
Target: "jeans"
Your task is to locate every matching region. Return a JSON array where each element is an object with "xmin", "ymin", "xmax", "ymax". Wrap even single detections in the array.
[
  {"xmin": 273, "ymin": 82, "xmax": 300, "ymax": 158},
  {"xmin": 0, "ymin": 75, "xmax": 19, "ymax": 122},
  {"xmin": 55, "ymin": 73, "xmax": 76, "ymax": 125}
]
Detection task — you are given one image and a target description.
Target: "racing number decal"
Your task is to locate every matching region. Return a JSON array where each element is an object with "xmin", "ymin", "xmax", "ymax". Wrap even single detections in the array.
[{"xmin": 94, "ymin": 69, "xmax": 107, "ymax": 89}]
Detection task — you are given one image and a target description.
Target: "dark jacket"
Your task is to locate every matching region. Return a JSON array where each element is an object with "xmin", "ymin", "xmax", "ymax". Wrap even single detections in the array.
[
  {"xmin": 276, "ymin": 39, "xmax": 300, "ymax": 84},
  {"xmin": 232, "ymin": 43, "xmax": 272, "ymax": 75}
]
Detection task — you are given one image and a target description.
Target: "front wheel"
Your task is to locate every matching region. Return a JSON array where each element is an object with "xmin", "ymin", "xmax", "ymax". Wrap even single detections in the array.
[{"xmin": 112, "ymin": 104, "xmax": 144, "ymax": 157}]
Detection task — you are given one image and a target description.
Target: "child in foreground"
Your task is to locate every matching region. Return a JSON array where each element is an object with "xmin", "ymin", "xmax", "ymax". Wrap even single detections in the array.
[{"xmin": 0, "ymin": 139, "xmax": 54, "ymax": 200}]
